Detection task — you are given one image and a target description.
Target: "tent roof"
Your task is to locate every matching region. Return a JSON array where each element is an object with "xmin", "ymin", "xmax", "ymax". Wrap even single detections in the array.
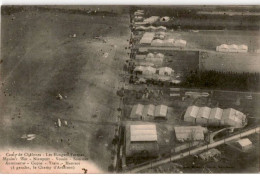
[
  {"xmin": 222, "ymin": 108, "xmax": 245, "ymax": 123},
  {"xmin": 237, "ymin": 138, "xmax": 252, "ymax": 147},
  {"xmin": 184, "ymin": 105, "xmax": 200, "ymax": 118},
  {"xmin": 209, "ymin": 107, "xmax": 223, "ymax": 120},
  {"xmin": 130, "ymin": 104, "xmax": 144, "ymax": 118},
  {"xmin": 142, "ymin": 104, "xmax": 155, "ymax": 117},
  {"xmin": 147, "ymin": 53, "xmax": 155, "ymax": 58},
  {"xmin": 155, "ymin": 53, "xmax": 164, "ymax": 58},
  {"xmin": 154, "ymin": 105, "xmax": 168, "ymax": 117},
  {"xmin": 174, "ymin": 126, "xmax": 205, "ymax": 140},
  {"xmin": 197, "ymin": 106, "xmax": 211, "ymax": 119},
  {"xmin": 159, "ymin": 67, "xmax": 173, "ymax": 73},
  {"xmin": 134, "ymin": 66, "xmax": 144, "ymax": 71},
  {"xmin": 130, "ymin": 124, "xmax": 157, "ymax": 142}
]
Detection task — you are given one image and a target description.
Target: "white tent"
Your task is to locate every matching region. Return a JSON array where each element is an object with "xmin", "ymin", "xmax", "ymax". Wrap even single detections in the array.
[
  {"xmin": 196, "ymin": 107, "xmax": 211, "ymax": 125},
  {"xmin": 142, "ymin": 104, "xmax": 155, "ymax": 120},
  {"xmin": 144, "ymin": 16, "xmax": 159, "ymax": 24},
  {"xmin": 222, "ymin": 108, "xmax": 246, "ymax": 127},
  {"xmin": 143, "ymin": 66, "xmax": 157, "ymax": 75},
  {"xmin": 151, "ymin": 39, "xmax": 164, "ymax": 46},
  {"xmin": 163, "ymin": 38, "xmax": 174, "ymax": 46},
  {"xmin": 184, "ymin": 105, "xmax": 200, "ymax": 123},
  {"xmin": 134, "ymin": 66, "xmax": 144, "ymax": 72},
  {"xmin": 236, "ymin": 138, "xmax": 252, "ymax": 150},
  {"xmin": 174, "ymin": 39, "xmax": 187, "ymax": 47},
  {"xmin": 156, "ymin": 26, "xmax": 167, "ymax": 31},
  {"xmin": 140, "ymin": 32, "xmax": 155, "ymax": 44},
  {"xmin": 130, "ymin": 104, "xmax": 144, "ymax": 120},
  {"xmin": 154, "ymin": 105, "xmax": 168, "ymax": 118},
  {"xmin": 160, "ymin": 16, "xmax": 170, "ymax": 22},
  {"xmin": 209, "ymin": 107, "xmax": 223, "ymax": 126},
  {"xmin": 158, "ymin": 67, "xmax": 173, "ymax": 75},
  {"xmin": 147, "ymin": 53, "xmax": 155, "ymax": 58},
  {"xmin": 155, "ymin": 53, "xmax": 164, "ymax": 58},
  {"xmin": 135, "ymin": 26, "xmax": 147, "ymax": 31},
  {"xmin": 174, "ymin": 126, "xmax": 207, "ymax": 141}
]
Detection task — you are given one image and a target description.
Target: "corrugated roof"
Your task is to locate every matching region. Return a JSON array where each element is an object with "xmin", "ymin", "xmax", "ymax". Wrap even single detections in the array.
[
  {"xmin": 130, "ymin": 124, "xmax": 157, "ymax": 142},
  {"xmin": 154, "ymin": 105, "xmax": 168, "ymax": 117}
]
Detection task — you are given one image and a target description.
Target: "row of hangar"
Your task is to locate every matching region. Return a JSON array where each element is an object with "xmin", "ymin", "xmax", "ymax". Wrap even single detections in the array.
[{"xmin": 184, "ymin": 106, "xmax": 247, "ymax": 128}]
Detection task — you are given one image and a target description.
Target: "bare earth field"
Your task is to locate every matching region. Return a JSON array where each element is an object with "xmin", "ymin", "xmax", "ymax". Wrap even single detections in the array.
[{"xmin": 0, "ymin": 7, "xmax": 130, "ymax": 172}]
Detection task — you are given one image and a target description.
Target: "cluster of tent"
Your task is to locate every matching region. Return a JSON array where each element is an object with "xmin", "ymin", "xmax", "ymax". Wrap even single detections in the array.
[
  {"xmin": 130, "ymin": 104, "xmax": 168, "ymax": 120},
  {"xmin": 134, "ymin": 66, "xmax": 173, "ymax": 76},
  {"xmin": 151, "ymin": 39, "xmax": 187, "ymax": 47},
  {"xmin": 135, "ymin": 26, "xmax": 167, "ymax": 32},
  {"xmin": 216, "ymin": 44, "xmax": 248, "ymax": 53},
  {"xmin": 135, "ymin": 53, "xmax": 165, "ymax": 67},
  {"xmin": 184, "ymin": 106, "xmax": 247, "ymax": 128}
]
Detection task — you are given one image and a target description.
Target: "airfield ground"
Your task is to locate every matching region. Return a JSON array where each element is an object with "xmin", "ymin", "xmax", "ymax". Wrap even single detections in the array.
[{"xmin": 0, "ymin": 6, "xmax": 130, "ymax": 172}]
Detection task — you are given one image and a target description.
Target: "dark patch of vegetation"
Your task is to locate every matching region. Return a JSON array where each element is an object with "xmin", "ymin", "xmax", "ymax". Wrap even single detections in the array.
[{"xmin": 181, "ymin": 70, "xmax": 260, "ymax": 91}]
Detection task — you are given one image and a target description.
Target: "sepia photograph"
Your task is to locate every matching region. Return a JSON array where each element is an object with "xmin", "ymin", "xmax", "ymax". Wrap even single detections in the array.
[{"xmin": 0, "ymin": 2, "xmax": 259, "ymax": 174}]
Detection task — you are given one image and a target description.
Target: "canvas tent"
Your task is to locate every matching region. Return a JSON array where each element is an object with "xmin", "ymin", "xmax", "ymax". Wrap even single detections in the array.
[
  {"xmin": 222, "ymin": 108, "xmax": 246, "ymax": 128},
  {"xmin": 142, "ymin": 66, "xmax": 157, "ymax": 75},
  {"xmin": 140, "ymin": 32, "xmax": 155, "ymax": 44},
  {"xmin": 160, "ymin": 16, "xmax": 170, "ymax": 22},
  {"xmin": 209, "ymin": 107, "xmax": 223, "ymax": 126},
  {"xmin": 196, "ymin": 107, "xmax": 211, "ymax": 125},
  {"xmin": 151, "ymin": 39, "xmax": 163, "ymax": 46},
  {"xmin": 236, "ymin": 138, "xmax": 252, "ymax": 150},
  {"xmin": 144, "ymin": 16, "xmax": 160, "ymax": 24},
  {"xmin": 174, "ymin": 126, "xmax": 207, "ymax": 142},
  {"xmin": 156, "ymin": 26, "xmax": 167, "ymax": 31},
  {"xmin": 174, "ymin": 39, "xmax": 187, "ymax": 47},
  {"xmin": 184, "ymin": 105, "xmax": 200, "ymax": 123},
  {"xmin": 163, "ymin": 39, "xmax": 175, "ymax": 46},
  {"xmin": 158, "ymin": 67, "xmax": 173, "ymax": 75},
  {"xmin": 154, "ymin": 105, "xmax": 168, "ymax": 119},
  {"xmin": 142, "ymin": 104, "xmax": 155, "ymax": 120},
  {"xmin": 130, "ymin": 104, "xmax": 144, "ymax": 120}
]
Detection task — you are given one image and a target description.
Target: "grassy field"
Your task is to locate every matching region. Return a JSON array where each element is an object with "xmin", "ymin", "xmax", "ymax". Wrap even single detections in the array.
[
  {"xmin": 0, "ymin": 6, "xmax": 130, "ymax": 172},
  {"xmin": 167, "ymin": 30, "xmax": 260, "ymax": 51},
  {"xmin": 199, "ymin": 51, "xmax": 260, "ymax": 73}
]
